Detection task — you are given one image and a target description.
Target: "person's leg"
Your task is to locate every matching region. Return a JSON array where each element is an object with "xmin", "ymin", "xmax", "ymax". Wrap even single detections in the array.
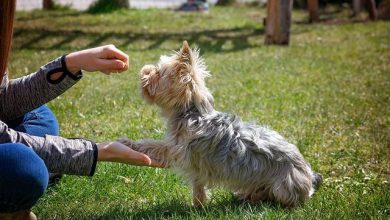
[
  {"xmin": 9, "ymin": 105, "xmax": 60, "ymax": 137},
  {"xmin": 6, "ymin": 105, "xmax": 62, "ymax": 185},
  {"xmin": 0, "ymin": 143, "xmax": 49, "ymax": 218}
]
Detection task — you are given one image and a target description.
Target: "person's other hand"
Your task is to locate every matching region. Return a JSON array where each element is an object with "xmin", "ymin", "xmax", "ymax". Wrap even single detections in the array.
[
  {"xmin": 97, "ymin": 141, "xmax": 163, "ymax": 168},
  {"xmin": 65, "ymin": 45, "xmax": 129, "ymax": 75}
]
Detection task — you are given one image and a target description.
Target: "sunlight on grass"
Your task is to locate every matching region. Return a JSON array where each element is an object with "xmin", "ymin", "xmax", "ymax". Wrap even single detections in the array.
[{"xmin": 9, "ymin": 5, "xmax": 390, "ymax": 220}]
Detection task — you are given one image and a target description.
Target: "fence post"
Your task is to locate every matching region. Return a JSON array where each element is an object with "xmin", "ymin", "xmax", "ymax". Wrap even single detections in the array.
[
  {"xmin": 365, "ymin": 0, "xmax": 378, "ymax": 20},
  {"xmin": 352, "ymin": 0, "xmax": 363, "ymax": 16},
  {"xmin": 43, "ymin": 0, "xmax": 54, "ymax": 9},
  {"xmin": 264, "ymin": 0, "xmax": 293, "ymax": 45},
  {"xmin": 308, "ymin": 0, "xmax": 320, "ymax": 22}
]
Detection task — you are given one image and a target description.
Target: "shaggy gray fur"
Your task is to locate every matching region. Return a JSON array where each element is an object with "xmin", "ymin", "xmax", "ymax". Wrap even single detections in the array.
[{"xmin": 119, "ymin": 41, "xmax": 322, "ymax": 208}]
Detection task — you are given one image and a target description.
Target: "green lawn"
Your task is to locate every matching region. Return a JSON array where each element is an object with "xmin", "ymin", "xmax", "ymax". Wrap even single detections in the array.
[{"xmin": 10, "ymin": 6, "xmax": 390, "ymax": 219}]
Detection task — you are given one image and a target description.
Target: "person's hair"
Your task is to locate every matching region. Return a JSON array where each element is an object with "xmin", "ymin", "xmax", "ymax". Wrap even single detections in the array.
[{"xmin": 0, "ymin": 0, "xmax": 16, "ymax": 83}]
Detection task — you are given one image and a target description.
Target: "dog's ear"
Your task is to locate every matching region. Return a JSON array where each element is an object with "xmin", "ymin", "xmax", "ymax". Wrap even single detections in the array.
[
  {"xmin": 178, "ymin": 41, "xmax": 214, "ymax": 114},
  {"xmin": 179, "ymin": 41, "xmax": 193, "ymax": 66},
  {"xmin": 193, "ymin": 91, "xmax": 214, "ymax": 115}
]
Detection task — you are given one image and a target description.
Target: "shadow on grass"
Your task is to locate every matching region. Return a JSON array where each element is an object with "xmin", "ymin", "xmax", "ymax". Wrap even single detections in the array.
[
  {"xmin": 86, "ymin": 198, "xmax": 280, "ymax": 219},
  {"xmin": 293, "ymin": 5, "xmax": 372, "ymax": 25},
  {"xmin": 294, "ymin": 16, "xmax": 370, "ymax": 25},
  {"xmin": 15, "ymin": 11, "xmax": 81, "ymax": 22},
  {"xmin": 13, "ymin": 26, "xmax": 264, "ymax": 53}
]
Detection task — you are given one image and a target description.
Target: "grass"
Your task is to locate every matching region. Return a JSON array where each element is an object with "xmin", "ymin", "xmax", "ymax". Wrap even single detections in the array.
[{"xmin": 10, "ymin": 5, "xmax": 390, "ymax": 219}]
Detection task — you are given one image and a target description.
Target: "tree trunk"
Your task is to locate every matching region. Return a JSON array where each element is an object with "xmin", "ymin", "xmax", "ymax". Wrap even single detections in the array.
[
  {"xmin": 264, "ymin": 0, "xmax": 293, "ymax": 45},
  {"xmin": 352, "ymin": 0, "xmax": 363, "ymax": 16},
  {"xmin": 378, "ymin": 0, "xmax": 390, "ymax": 20},
  {"xmin": 43, "ymin": 0, "xmax": 54, "ymax": 10},
  {"xmin": 117, "ymin": 0, "xmax": 130, "ymax": 8},
  {"xmin": 308, "ymin": 0, "xmax": 320, "ymax": 22},
  {"xmin": 365, "ymin": 0, "xmax": 378, "ymax": 20}
]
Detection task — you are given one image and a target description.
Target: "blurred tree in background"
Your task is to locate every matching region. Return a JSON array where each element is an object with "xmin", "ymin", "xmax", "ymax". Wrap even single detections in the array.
[
  {"xmin": 216, "ymin": 0, "xmax": 236, "ymax": 5},
  {"xmin": 88, "ymin": 0, "xmax": 129, "ymax": 13},
  {"xmin": 43, "ymin": 0, "xmax": 54, "ymax": 9}
]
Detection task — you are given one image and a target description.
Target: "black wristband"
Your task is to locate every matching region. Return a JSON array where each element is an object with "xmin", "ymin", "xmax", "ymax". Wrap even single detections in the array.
[
  {"xmin": 89, "ymin": 142, "xmax": 98, "ymax": 176},
  {"xmin": 47, "ymin": 55, "xmax": 83, "ymax": 84},
  {"xmin": 61, "ymin": 55, "xmax": 83, "ymax": 80}
]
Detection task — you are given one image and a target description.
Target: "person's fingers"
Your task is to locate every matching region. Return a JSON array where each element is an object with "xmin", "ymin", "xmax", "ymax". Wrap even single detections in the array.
[
  {"xmin": 125, "ymin": 148, "xmax": 165, "ymax": 168},
  {"xmin": 126, "ymin": 148, "xmax": 152, "ymax": 166},
  {"xmin": 108, "ymin": 62, "xmax": 129, "ymax": 72},
  {"xmin": 137, "ymin": 153, "xmax": 153, "ymax": 166},
  {"xmin": 96, "ymin": 58, "xmax": 127, "ymax": 73},
  {"xmin": 111, "ymin": 48, "xmax": 129, "ymax": 63},
  {"xmin": 103, "ymin": 45, "xmax": 129, "ymax": 63}
]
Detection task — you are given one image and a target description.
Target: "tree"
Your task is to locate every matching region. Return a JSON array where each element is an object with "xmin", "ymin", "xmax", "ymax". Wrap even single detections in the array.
[
  {"xmin": 365, "ymin": 0, "xmax": 378, "ymax": 20},
  {"xmin": 216, "ymin": 0, "xmax": 235, "ymax": 6},
  {"xmin": 43, "ymin": 0, "xmax": 54, "ymax": 10},
  {"xmin": 308, "ymin": 0, "xmax": 320, "ymax": 22},
  {"xmin": 264, "ymin": 0, "xmax": 293, "ymax": 45},
  {"xmin": 352, "ymin": 0, "xmax": 363, "ymax": 16},
  {"xmin": 117, "ymin": 0, "xmax": 130, "ymax": 8}
]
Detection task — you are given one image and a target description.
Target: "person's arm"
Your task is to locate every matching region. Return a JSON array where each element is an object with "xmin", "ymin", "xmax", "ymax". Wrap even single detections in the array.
[
  {"xmin": 0, "ymin": 45, "xmax": 129, "ymax": 121},
  {"xmin": 0, "ymin": 120, "xmax": 97, "ymax": 176},
  {"xmin": 0, "ymin": 45, "xmax": 162, "ymax": 173},
  {"xmin": 0, "ymin": 120, "xmax": 161, "ymax": 176},
  {"xmin": 97, "ymin": 141, "xmax": 160, "ymax": 166},
  {"xmin": 0, "ymin": 56, "xmax": 82, "ymax": 121}
]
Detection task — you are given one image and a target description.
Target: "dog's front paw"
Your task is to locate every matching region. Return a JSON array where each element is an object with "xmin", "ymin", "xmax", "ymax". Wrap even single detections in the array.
[{"xmin": 117, "ymin": 137, "xmax": 136, "ymax": 148}]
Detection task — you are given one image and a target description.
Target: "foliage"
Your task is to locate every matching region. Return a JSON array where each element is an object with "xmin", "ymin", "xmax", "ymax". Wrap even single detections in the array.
[
  {"xmin": 216, "ymin": 0, "xmax": 236, "ymax": 6},
  {"xmin": 87, "ymin": 0, "xmax": 128, "ymax": 14}
]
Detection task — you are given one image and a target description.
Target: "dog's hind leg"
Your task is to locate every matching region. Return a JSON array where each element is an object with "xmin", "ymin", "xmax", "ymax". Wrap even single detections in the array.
[
  {"xmin": 249, "ymin": 186, "xmax": 270, "ymax": 203},
  {"xmin": 234, "ymin": 186, "xmax": 269, "ymax": 203},
  {"xmin": 192, "ymin": 179, "xmax": 207, "ymax": 207}
]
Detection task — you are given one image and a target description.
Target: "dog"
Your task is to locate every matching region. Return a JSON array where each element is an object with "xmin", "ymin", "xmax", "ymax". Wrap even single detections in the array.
[{"xmin": 119, "ymin": 41, "xmax": 322, "ymax": 208}]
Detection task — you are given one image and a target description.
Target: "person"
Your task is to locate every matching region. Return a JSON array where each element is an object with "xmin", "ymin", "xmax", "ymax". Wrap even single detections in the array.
[
  {"xmin": 177, "ymin": 0, "xmax": 209, "ymax": 12},
  {"xmin": 0, "ymin": 1, "xmax": 161, "ymax": 219}
]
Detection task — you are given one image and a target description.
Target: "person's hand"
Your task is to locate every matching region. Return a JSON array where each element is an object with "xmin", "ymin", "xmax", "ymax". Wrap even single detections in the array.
[
  {"xmin": 65, "ymin": 45, "xmax": 129, "ymax": 75},
  {"xmin": 97, "ymin": 141, "xmax": 162, "ymax": 167}
]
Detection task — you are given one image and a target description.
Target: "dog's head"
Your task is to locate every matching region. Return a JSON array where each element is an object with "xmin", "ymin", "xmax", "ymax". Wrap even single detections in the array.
[{"xmin": 140, "ymin": 41, "xmax": 214, "ymax": 116}]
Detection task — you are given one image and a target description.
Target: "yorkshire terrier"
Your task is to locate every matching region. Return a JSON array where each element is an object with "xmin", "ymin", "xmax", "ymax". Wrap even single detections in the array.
[{"xmin": 119, "ymin": 41, "xmax": 322, "ymax": 208}]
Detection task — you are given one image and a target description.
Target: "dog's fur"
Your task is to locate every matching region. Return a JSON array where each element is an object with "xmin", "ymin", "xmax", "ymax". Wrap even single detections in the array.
[{"xmin": 119, "ymin": 41, "xmax": 322, "ymax": 208}]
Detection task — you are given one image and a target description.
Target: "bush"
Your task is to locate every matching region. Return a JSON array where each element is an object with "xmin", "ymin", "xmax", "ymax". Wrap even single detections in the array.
[
  {"xmin": 88, "ymin": 0, "xmax": 129, "ymax": 14},
  {"xmin": 216, "ymin": 0, "xmax": 236, "ymax": 6}
]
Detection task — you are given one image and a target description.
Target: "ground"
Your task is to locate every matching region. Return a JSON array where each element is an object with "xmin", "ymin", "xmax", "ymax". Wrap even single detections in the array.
[{"xmin": 10, "ymin": 5, "xmax": 390, "ymax": 219}]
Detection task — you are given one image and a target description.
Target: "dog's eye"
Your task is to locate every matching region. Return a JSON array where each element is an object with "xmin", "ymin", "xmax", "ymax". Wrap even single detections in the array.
[{"xmin": 153, "ymin": 69, "xmax": 161, "ymax": 77}]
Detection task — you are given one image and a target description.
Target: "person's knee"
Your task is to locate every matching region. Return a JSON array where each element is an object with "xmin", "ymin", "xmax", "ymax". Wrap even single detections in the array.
[
  {"xmin": 15, "ymin": 105, "xmax": 60, "ymax": 137},
  {"xmin": 0, "ymin": 143, "xmax": 49, "ymax": 212},
  {"xmin": 39, "ymin": 105, "xmax": 60, "ymax": 136}
]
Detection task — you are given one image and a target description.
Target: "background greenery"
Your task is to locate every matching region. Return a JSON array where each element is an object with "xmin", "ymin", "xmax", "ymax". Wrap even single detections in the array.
[{"xmin": 10, "ymin": 5, "xmax": 390, "ymax": 219}]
